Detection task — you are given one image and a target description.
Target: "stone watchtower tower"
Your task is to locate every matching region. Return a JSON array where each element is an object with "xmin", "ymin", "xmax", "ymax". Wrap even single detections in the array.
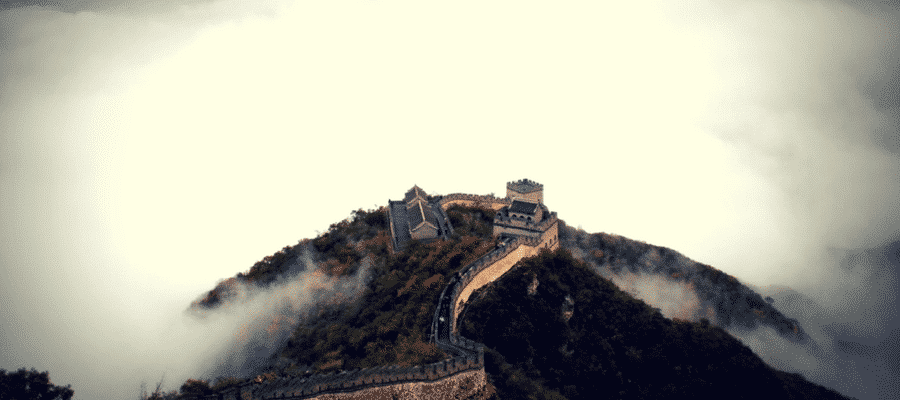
[
  {"xmin": 507, "ymin": 179, "xmax": 544, "ymax": 204},
  {"xmin": 494, "ymin": 178, "xmax": 559, "ymax": 250}
]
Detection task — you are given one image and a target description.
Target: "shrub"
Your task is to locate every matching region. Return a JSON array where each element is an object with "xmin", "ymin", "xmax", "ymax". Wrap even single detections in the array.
[{"xmin": 0, "ymin": 367, "xmax": 73, "ymax": 400}]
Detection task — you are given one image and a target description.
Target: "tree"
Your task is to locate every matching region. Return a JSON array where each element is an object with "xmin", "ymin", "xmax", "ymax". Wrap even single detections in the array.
[
  {"xmin": 139, "ymin": 373, "xmax": 178, "ymax": 400},
  {"xmin": 0, "ymin": 367, "xmax": 73, "ymax": 400},
  {"xmin": 179, "ymin": 379, "xmax": 213, "ymax": 398}
]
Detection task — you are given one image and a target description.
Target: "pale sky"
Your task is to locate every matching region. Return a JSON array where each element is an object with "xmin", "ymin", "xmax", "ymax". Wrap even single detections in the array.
[{"xmin": 1, "ymin": 1, "xmax": 899, "ymax": 399}]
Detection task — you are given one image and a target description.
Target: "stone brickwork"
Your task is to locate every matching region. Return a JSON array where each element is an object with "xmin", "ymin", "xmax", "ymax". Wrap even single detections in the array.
[
  {"xmin": 436, "ymin": 193, "xmax": 511, "ymax": 211},
  {"xmin": 492, "ymin": 209, "xmax": 558, "ymax": 240},
  {"xmin": 191, "ymin": 181, "xmax": 557, "ymax": 400},
  {"xmin": 189, "ymin": 351, "xmax": 485, "ymax": 400},
  {"xmin": 447, "ymin": 236, "xmax": 546, "ymax": 335},
  {"xmin": 506, "ymin": 179, "xmax": 544, "ymax": 204},
  {"xmin": 541, "ymin": 220, "xmax": 559, "ymax": 251},
  {"xmin": 301, "ymin": 369, "xmax": 486, "ymax": 400}
]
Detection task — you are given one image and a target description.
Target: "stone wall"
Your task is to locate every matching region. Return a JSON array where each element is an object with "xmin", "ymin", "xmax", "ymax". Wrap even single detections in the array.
[
  {"xmin": 450, "ymin": 237, "xmax": 543, "ymax": 333},
  {"xmin": 493, "ymin": 211, "xmax": 558, "ymax": 232},
  {"xmin": 437, "ymin": 193, "xmax": 511, "ymax": 211},
  {"xmin": 506, "ymin": 179, "xmax": 544, "ymax": 204},
  {"xmin": 506, "ymin": 190, "xmax": 543, "ymax": 204},
  {"xmin": 301, "ymin": 369, "xmax": 486, "ymax": 400},
  {"xmin": 189, "ymin": 190, "xmax": 557, "ymax": 400},
  {"xmin": 540, "ymin": 220, "xmax": 559, "ymax": 251},
  {"xmin": 493, "ymin": 224, "xmax": 542, "ymax": 239},
  {"xmin": 190, "ymin": 351, "xmax": 485, "ymax": 400}
]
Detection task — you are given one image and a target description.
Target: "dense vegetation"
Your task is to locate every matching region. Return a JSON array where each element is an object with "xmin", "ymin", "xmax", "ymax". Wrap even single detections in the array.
[
  {"xmin": 147, "ymin": 201, "xmax": 850, "ymax": 400},
  {"xmin": 279, "ymin": 204, "xmax": 498, "ymax": 372},
  {"xmin": 152, "ymin": 204, "xmax": 499, "ymax": 399},
  {"xmin": 0, "ymin": 367, "xmax": 73, "ymax": 400},
  {"xmin": 459, "ymin": 247, "xmax": 853, "ymax": 400},
  {"xmin": 559, "ymin": 221, "xmax": 806, "ymax": 342}
]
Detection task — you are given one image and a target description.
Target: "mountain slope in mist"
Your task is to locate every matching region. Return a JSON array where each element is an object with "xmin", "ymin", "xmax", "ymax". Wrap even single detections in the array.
[
  {"xmin": 458, "ymin": 245, "xmax": 854, "ymax": 400},
  {"xmin": 156, "ymin": 204, "xmax": 499, "ymax": 398},
  {"xmin": 558, "ymin": 221, "xmax": 900, "ymax": 400},
  {"xmin": 162, "ymin": 205, "xmax": 865, "ymax": 399},
  {"xmin": 563, "ymin": 224, "xmax": 809, "ymax": 344}
]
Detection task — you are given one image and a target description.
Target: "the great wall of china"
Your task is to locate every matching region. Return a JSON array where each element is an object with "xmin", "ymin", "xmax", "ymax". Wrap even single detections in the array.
[{"xmin": 186, "ymin": 193, "xmax": 557, "ymax": 400}]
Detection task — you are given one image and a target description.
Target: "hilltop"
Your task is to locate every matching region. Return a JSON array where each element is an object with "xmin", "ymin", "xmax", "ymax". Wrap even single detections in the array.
[
  {"xmin": 140, "ymin": 203, "xmax": 854, "ymax": 400},
  {"xmin": 459, "ymin": 226, "xmax": 852, "ymax": 399}
]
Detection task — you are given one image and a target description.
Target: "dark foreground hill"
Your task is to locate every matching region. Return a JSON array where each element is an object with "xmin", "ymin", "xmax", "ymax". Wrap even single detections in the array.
[
  {"xmin": 459, "ymin": 247, "xmax": 854, "ymax": 400},
  {"xmin": 135, "ymin": 204, "xmax": 854, "ymax": 400},
  {"xmin": 562, "ymin": 226, "xmax": 811, "ymax": 346}
]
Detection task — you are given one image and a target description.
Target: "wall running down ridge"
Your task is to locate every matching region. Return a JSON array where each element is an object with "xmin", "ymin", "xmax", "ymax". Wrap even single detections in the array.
[{"xmin": 186, "ymin": 193, "xmax": 557, "ymax": 400}]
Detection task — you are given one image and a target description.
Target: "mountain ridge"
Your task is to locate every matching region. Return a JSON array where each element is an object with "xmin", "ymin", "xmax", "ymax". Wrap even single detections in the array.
[{"xmin": 149, "ymin": 204, "xmax": 853, "ymax": 400}]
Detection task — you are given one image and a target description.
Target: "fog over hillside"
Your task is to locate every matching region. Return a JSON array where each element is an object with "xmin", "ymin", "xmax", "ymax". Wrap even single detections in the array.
[
  {"xmin": 1, "ymin": 1, "xmax": 898, "ymax": 399},
  {"xmin": 565, "ymin": 227, "xmax": 900, "ymax": 400},
  {"xmin": 181, "ymin": 247, "xmax": 374, "ymax": 383}
]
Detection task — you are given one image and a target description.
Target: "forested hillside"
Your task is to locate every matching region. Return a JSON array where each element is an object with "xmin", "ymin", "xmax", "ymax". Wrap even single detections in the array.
[
  {"xmin": 154, "ymin": 204, "xmax": 500, "ymax": 399},
  {"xmin": 140, "ymin": 203, "xmax": 855, "ymax": 400},
  {"xmin": 459, "ymin": 246, "xmax": 854, "ymax": 400}
]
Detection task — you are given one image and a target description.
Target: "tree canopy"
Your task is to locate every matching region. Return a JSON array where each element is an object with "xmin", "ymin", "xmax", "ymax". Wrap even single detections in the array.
[{"xmin": 0, "ymin": 367, "xmax": 73, "ymax": 400}]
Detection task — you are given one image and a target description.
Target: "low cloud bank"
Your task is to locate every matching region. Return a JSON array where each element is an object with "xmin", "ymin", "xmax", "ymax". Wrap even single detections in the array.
[
  {"xmin": 563, "ymin": 225, "xmax": 900, "ymax": 400},
  {"xmin": 141, "ymin": 246, "xmax": 374, "ymax": 395}
]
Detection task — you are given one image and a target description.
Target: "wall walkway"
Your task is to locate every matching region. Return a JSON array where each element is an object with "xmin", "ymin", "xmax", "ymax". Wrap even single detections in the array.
[
  {"xmin": 435, "ymin": 193, "xmax": 512, "ymax": 211},
  {"xmin": 187, "ymin": 193, "xmax": 555, "ymax": 400}
]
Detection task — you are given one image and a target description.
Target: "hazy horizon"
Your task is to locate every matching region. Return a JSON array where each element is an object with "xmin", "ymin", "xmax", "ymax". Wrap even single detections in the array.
[{"xmin": 2, "ymin": 1, "xmax": 899, "ymax": 399}]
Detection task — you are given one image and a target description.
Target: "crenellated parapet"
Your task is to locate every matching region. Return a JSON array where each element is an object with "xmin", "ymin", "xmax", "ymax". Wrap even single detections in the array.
[
  {"xmin": 507, "ymin": 178, "xmax": 544, "ymax": 203},
  {"xmin": 493, "ymin": 211, "xmax": 558, "ymax": 231},
  {"xmin": 437, "ymin": 193, "xmax": 512, "ymax": 211},
  {"xmin": 426, "ymin": 233, "xmax": 548, "ymax": 347},
  {"xmin": 194, "ymin": 182, "xmax": 556, "ymax": 400},
  {"xmin": 190, "ymin": 350, "xmax": 486, "ymax": 400}
]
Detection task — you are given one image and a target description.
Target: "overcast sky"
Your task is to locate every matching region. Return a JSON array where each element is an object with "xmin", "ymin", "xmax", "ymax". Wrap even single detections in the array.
[{"xmin": 2, "ymin": 0, "xmax": 899, "ymax": 399}]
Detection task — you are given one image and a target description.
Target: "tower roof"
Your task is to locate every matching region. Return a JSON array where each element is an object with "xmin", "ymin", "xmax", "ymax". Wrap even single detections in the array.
[
  {"xmin": 404, "ymin": 185, "xmax": 428, "ymax": 204},
  {"xmin": 507, "ymin": 179, "xmax": 543, "ymax": 193},
  {"xmin": 408, "ymin": 201, "xmax": 438, "ymax": 231}
]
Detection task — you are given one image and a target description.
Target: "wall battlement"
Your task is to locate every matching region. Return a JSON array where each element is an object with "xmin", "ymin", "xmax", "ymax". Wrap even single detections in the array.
[
  {"xmin": 189, "ymin": 351, "xmax": 484, "ymax": 400},
  {"xmin": 507, "ymin": 179, "xmax": 543, "ymax": 193},
  {"xmin": 191, "ymin": 182, "xmax": 556, "ymax": 400},
  {"xmin": 436, "ymin": 193, "xmax": 512, "ymax": 211},
  {"xmin": 493, "ymin": 211, "xmax": 558, "ymax": 231}
]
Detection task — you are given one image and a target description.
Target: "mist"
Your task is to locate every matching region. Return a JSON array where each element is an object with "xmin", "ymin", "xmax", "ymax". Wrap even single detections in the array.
[
  {"xmin": 179, "ymin": 248, "xmax": 374, "ymax": 384},
  {"xmin": 2, "ymin": 0, "xmax": 899, "ymax": 399},
  {"xmin": 566, "ymin": 226, "xmax": 900, "ymax": 400}
]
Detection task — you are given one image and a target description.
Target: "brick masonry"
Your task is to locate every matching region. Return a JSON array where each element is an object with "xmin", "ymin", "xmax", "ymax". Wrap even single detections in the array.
[{"xmin": 190, "ymin": 181, "xmax": 557, "ymax": 400}]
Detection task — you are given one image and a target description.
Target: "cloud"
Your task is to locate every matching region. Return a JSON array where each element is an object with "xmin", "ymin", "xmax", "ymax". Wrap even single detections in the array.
[
  {"xmin": 90, "ymin": 250, "xmax": 375, "ymax": 400},
  {"xmin": 167, "ymin": 249, "xmax": 374, "ymax": 384},
  {"xmin": 585, "ymin": 251, "xmax": 718, "ymax": 324},
  {"xmin": 2, "ymin": 1, "xmax": 899, "ymax": 399},
  {"xmin": 693, "ymin": 0, "xmax": 900, "ymax": 275},
  {"xmin": 566, "ymin": 224, "xmax": 900, "ymax": 400}
]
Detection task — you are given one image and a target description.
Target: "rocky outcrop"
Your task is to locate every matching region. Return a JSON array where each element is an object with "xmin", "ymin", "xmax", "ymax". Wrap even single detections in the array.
[
  {"xmin": 562, "ymin": 295, "xmax": 574, "ymax": 323},
  {"xmin": 528, "ymin": 274, "xmax": 539, "ymax": 296}
]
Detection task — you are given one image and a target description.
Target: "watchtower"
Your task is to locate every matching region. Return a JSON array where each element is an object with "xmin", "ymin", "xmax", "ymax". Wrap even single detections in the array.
[
  {"xmin": 388, "ymin": 185, "xmax": 452, "ymax": 253},
  {"xmin": 506, "ymin": 179, "xmax": 543, "ymax": 204}
]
